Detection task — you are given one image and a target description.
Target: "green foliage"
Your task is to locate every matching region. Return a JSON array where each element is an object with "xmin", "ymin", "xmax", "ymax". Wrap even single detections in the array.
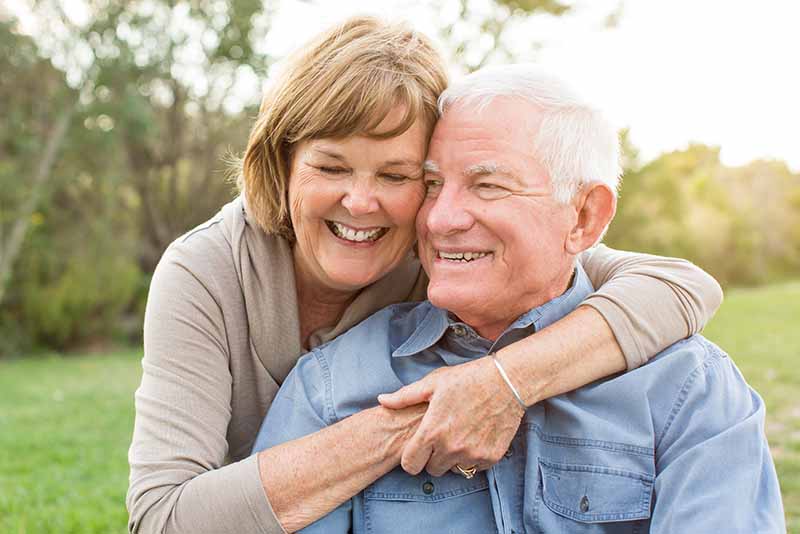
[
  {"xmin": 607, "ymin": 143, "xmax": 800, "ymax": 286},
  {"xmin": 1, "ymin": 3, "xmax": 258, "ymax": 354},
  {"xmin": 494, "ymin": 0, "xmax": 570, "ymax": 16}
]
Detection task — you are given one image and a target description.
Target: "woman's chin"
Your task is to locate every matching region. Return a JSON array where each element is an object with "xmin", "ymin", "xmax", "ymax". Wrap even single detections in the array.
[{"xmin": 323, "ymin": 269, "xmax": 386, "ymax": 293}]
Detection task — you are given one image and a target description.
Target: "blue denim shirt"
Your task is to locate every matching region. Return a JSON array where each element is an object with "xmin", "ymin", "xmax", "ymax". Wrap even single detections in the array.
[{"xmin": 252, "ymin": 265, "xmax": 785, "ymax": 533}]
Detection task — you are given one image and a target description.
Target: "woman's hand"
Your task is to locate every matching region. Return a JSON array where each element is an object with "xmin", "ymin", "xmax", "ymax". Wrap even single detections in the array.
[{"xmin": 378, "ymin": 356, "xmax": 525, "ymax": 476}]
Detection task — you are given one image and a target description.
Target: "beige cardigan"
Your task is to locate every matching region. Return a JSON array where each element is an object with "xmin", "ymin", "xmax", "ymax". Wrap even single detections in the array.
[{"xmin": 127, "ymin": 196, "xmax": 721, "ymax": 534}]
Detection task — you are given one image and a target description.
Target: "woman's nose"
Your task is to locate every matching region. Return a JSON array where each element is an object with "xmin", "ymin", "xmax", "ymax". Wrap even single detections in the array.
[{"xmin": 342, "ymin": 177, "xmax": 380, "ymax": 216}]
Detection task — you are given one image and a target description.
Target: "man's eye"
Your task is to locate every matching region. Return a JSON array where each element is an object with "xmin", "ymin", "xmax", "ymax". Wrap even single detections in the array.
[
  {"xmin": 476, "ymin": 183, "xmax": 511, "ymax": 199},
  {"xmin": 425, "ymin": 179, "xmax": 443, "ymax": 195}
]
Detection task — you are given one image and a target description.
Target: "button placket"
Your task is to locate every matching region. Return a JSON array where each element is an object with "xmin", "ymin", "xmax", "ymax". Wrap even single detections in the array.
[{"xmin": 451, "ymin": 325, "xmax": 467, "ymax": 337}]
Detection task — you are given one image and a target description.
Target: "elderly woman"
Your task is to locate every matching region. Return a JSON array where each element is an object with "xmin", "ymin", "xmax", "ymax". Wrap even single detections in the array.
[{"xmin": 126, "ymin": 16, "xmax": 722, "ymax": 534}]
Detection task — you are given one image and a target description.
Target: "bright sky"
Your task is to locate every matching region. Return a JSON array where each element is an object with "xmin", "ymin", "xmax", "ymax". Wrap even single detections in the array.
[{"xmin": 264, "ymin": 0, "xmax": 800, "ymax": 171}]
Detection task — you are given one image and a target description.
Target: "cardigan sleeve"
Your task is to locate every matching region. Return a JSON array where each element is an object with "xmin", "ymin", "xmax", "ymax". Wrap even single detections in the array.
[
  {"xmin": 577, "ymin": 245, "xmax": 723, "ymax": 370},
  {"xmin": 126, "ymin": 245, "xmax": 285, "ymax": 534}
]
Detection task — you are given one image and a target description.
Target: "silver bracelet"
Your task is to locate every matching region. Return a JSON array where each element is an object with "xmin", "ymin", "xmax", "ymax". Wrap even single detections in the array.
[{"xmin": 490, "ymin": 353, "xmax": 527, "ymax": 410}]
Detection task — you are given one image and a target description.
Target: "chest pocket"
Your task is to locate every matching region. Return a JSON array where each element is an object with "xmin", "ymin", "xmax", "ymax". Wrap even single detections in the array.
[
  {"xmin": 537, "ymin": 459, "xmax": 653, "ymax": 533},
  {"xmin": 362, "ymin": 467, "xmax": 495, "ymax": 534}
]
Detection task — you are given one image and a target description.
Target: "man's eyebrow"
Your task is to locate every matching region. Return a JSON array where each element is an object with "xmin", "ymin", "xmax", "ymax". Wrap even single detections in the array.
[
  {"xmin": 464, "ymin": 161, "xmax": 519, "ymax": 182},
  {"xmin": 465, "ymin": 162, "xmax": 511, "ymax": 177},
  {"xmin": 423, "ymin": 160, "xmax": 440, "ymax": 174}
]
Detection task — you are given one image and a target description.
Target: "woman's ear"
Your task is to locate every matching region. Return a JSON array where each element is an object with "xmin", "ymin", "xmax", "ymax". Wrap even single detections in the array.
[{"xmin": 565, "ymin": 183, "xmax": 617, "ymax": 255}]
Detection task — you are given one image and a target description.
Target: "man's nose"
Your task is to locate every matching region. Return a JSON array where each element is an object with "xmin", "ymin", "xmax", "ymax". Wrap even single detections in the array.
[
  {"xmin": 341, "ymin": 176, "xmax": 380, "ymax": 216},
  {"xmin": 424, "ymin": 185, "xmax": 474, "ymax": 236}
]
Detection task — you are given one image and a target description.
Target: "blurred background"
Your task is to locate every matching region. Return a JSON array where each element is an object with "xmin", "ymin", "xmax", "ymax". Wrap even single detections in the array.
[{"xmin": 1, "ymin": 0, "xmax": 798, "ymax": 532}]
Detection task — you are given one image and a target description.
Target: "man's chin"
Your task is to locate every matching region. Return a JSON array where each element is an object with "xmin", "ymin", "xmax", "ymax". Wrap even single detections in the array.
[{"xmin": 428, "ymin": 285, "xmax": 479, "ymax": 312}]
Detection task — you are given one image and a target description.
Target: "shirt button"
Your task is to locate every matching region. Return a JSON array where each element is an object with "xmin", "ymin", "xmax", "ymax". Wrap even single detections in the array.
[
  {"xmin": 451, "ymin": 325, "xmax": 467, "ymax": 337},
  {"xmin": 422, "ymin": 481, "xmax": 435, "ymax": 495},
  {"xmin": 504, "ymin": 447, "xmax": 513, "ymax": 458},
  {"xmin": 580, "ymin": 495, "xmax": 590, "ymax": 513}
]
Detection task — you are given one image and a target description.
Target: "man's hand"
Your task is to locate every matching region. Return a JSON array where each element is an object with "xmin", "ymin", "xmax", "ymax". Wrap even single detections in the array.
[{"xmin": 377, "ymin": 356, "xmax": 525, "ymax": 477}]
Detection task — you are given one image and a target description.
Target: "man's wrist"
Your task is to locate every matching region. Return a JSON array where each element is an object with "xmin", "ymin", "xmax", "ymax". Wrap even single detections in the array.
[
  {"xmin": 490, "ymin": 353, "xmax": 528, "ymax": 411},
  {"xmin": 492, "ymin": 345, "xmax": 549, "ymax": 406}
]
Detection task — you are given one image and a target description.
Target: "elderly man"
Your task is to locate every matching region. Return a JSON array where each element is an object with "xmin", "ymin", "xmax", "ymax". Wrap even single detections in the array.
[{"xmin": 252, "ymin": 65, "xmax": 785, "ymax": 532}]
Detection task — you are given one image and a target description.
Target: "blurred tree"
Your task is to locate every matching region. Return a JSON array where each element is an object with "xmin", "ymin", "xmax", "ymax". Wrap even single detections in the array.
[
  {"xmin": 606, "ymin": 142, "xmax": 800, "ymax": 286},
  {"xmin": 1, "ymin": 1, "xmax": 273, "ymax": 353},
  {"xmin": 24, "ymin": 0, "xmax": 272, "ymax": 271},
  {"xmin": 0, "ymin": 18, "xmax": 76, "ymax": 305},
  {"xmin": 433, "ymin": 0, "xmax": 571, "ymax": 71}
]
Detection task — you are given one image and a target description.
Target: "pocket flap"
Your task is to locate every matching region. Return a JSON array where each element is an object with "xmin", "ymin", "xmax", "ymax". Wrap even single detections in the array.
[
  {"xmin": 539, "ymin": 459, "xmax": 653, "ymax": 523},
  {"xmin": 365, "ymin": 467, "xmax": 488, "ymax": 502}
]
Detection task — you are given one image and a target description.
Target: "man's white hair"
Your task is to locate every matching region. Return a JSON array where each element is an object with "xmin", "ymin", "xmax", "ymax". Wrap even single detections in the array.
[{"xmin": 438, "ymin": 64, "xmax": 622, "ymax": 203}]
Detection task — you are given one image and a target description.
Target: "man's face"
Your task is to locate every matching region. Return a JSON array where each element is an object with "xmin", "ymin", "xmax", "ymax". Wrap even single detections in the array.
[{"xmin": 417, "ymin": 98, "xmax": 578, "ymax": 339}]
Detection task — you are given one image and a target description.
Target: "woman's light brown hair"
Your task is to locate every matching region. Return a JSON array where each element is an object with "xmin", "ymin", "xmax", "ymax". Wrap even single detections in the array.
[{"xmin": 240, "ymin": 16, "xmax": 448, "ymax": 238}]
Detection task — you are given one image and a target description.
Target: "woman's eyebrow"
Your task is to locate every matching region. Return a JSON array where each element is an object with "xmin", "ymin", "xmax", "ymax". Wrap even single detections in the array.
[
  {"xmin": 382, "ymin": 158, "xmax": 422, "ymax": 167},
  {"xmin": 312, "ymin": 148, "xmax": 346, "ymax": 161}
]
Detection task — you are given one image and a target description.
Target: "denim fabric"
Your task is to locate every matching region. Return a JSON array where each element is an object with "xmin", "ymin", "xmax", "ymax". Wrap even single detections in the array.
[{"xmin": 252, "ymin": 265, "xmax": 785, "ymax": 533}]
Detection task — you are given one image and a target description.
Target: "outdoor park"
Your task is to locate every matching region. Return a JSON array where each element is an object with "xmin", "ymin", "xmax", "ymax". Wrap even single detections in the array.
[{"xmin": 1, "ymin": 0, "xmax": 799, "ymax": 532}]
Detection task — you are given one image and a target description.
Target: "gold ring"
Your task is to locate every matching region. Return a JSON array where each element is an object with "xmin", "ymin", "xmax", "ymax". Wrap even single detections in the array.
[{"xmin": 455, "ymin": 464, "xmax": 477, "ymax": 479}]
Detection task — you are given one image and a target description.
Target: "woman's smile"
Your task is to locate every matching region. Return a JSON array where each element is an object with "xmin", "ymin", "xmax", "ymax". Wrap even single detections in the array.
[{"xmin": 288, "ymin": 107, "xmax": 428, "ymax": 293}]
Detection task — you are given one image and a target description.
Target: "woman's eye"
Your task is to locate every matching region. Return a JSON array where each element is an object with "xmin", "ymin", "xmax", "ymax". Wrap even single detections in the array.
[
  {"xmin": 319, "ymin": 166, "xmax": 348, "ymax": 175},
  {"xmin": 381, "ymin": 173, "xmax": 411, "ymax": 183}
]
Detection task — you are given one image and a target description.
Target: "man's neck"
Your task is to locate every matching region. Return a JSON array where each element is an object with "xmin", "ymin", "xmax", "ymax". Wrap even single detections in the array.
[{"xmin": 455, "ymin": 266, "xmax": 576, "ymax": 342}]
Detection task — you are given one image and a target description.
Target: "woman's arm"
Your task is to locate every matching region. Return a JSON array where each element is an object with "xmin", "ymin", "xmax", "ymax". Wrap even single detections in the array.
[
  {"xmin": 258, "ymin": 405, "xmax": 424, "ymax": 532},
  {"xmin": 578, "ymin": 244, "xmax": 723, "ymax": 369},
  {"xmin": 127, "ymin": 247, "xmax": 422, "ymax": 534},
  {"xmin": 498, "ymin": 244, "xmax": 724, "ymax": 403},
  {"xmin": 379, "ymin": 246, "xmax": 723, "ymax": 475},
  {"xmin": 252, "ymin": 352, "xmax": 426, "ymax": 532}
]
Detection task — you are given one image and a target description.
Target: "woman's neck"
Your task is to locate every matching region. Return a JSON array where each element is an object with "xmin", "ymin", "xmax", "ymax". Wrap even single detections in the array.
[{"xmin": 293, "ymin": 258, "xmax": 358, "ymax": 349}]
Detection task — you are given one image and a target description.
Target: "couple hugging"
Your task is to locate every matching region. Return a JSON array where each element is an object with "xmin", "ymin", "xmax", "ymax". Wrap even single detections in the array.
[{"xmin": 127, "ymin": 16, "xmax": 784, "ymax": 533}]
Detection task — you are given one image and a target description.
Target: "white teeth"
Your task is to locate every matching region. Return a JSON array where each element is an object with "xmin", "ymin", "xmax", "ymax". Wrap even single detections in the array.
[
  {"xmin": 438, "ymin": 251, "xmax": 489, "ymax": 262},
  {"xmin": 330, "ymin": 221, "xmax": 385, "ymax": 242}
]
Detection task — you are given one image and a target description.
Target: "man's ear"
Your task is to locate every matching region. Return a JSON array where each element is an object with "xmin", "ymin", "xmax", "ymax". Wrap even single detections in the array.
[{"xmin": 565, "ymin": 183, "xmax": 617, "ymax": 254}]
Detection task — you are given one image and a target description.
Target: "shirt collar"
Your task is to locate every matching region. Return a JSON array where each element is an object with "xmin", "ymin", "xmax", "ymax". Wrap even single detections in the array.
[{"xmin": 391, "ymin": 263, "xmax": 595, "ymax": 358}]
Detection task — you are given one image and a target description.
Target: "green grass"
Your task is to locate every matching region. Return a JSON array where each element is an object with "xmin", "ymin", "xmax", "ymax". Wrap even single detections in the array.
[
  {"xmin": 703, "ymin": 280, "xmax": 800, "ymax": 532},
  {"xmin": 0, "ymin": 350, "xmax": 141, "ymax": 534},
  {"xmin": 0, "ymin": 281, "xmax": 798, "ymax": 532}
]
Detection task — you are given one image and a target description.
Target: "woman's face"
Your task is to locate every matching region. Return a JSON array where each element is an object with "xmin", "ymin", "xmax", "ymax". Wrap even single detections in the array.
[{"xmin": 288, "ymin": 109, "xmax": 428, "ymax": 294}]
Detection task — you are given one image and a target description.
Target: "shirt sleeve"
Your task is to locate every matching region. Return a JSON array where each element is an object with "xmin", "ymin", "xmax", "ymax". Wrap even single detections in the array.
[
  {"xmin": 252, "ymin": 351, "xmax": 353, "ymax": 534},
  {"xmin": 578, "ymin": 244, "xmax": 723, "ymax": 369},
  {"xmin": 126, "ymin": 248, "xmax": 285, "ymax": 534},
  {"xmin": 650, "ymin": 345, "xmax": 785, "ymax": 532}
]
